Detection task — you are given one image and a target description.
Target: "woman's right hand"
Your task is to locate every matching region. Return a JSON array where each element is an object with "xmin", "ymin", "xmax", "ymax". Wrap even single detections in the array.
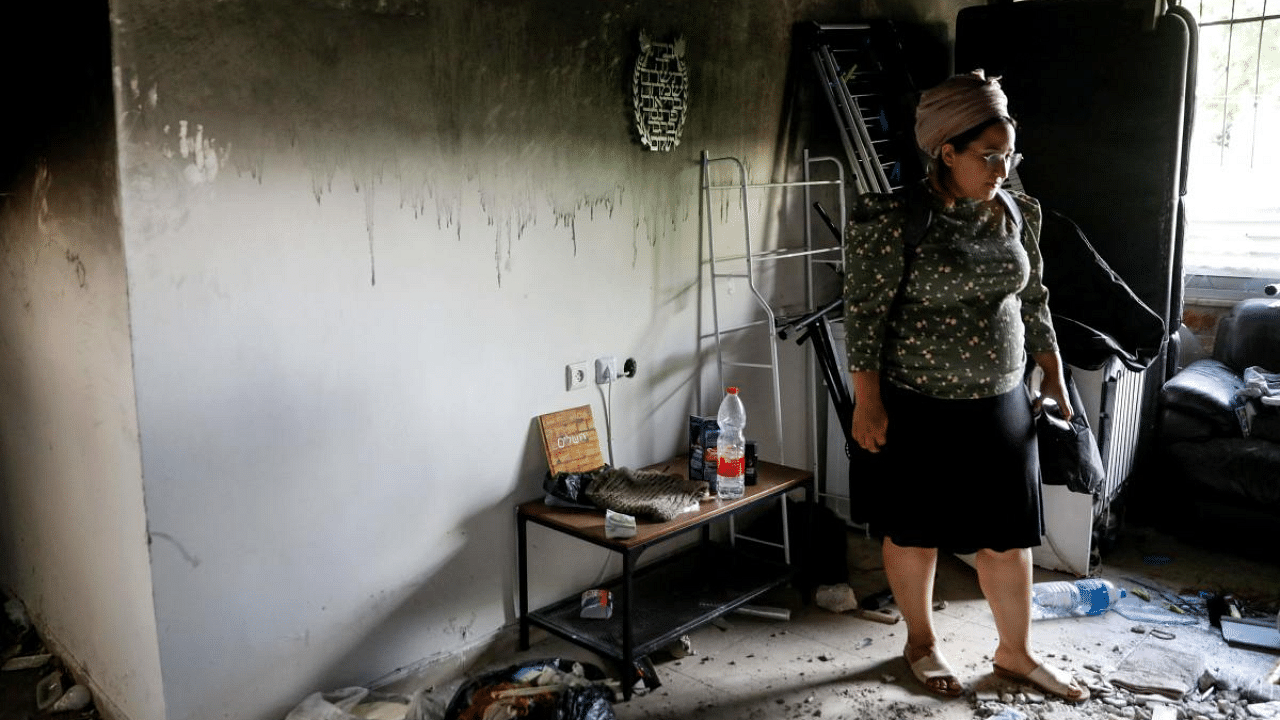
[
  {"xmin": 849, "ymin": 370, "xmax": 888, "ymax": 453},
  {"xmin": 852, "ymin": 399, "xmax": 889, "ymax": 453}
]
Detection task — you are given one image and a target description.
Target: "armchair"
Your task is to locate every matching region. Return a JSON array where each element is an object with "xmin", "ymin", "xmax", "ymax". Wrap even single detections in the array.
[{"xmin": 1156, "ymin": 297, "xmax": 1280, "ymax": 549}]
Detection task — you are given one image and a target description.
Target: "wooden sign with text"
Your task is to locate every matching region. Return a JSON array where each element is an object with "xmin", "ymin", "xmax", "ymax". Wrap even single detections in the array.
[{"xmin": 537, "ymin": 405, "xmax": 606, "ymax": 475}]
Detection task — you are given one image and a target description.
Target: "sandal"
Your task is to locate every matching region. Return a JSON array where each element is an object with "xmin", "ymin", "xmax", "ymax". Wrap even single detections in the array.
[
  {"xmin": 903, "ymin": 645, "xmax": 965, "ymax": 698},
  {"xmin": 993, "ymin": 662, "xmax": 1090, "ymax": 702}
]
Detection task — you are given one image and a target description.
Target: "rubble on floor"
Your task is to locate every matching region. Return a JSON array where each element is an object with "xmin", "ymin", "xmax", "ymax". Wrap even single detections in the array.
[
  {"xmin": 624, "ymin": 570, "xmax": 1280, "ymax": 720},
  {"xmin": 970, "ymin": 673, "xmax": 1280, "ymax": 720},
  {"xmin": 634, "ymin": 644, "xmax": 1280, "ymax": 720},
  {"xmin": 0, "ymin": 596, "xmax": 99, "ymax": 720}
]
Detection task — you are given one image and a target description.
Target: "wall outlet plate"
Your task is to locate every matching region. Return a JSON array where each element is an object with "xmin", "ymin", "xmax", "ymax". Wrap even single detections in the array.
[
  {"xmin": 566, "ymin": 362, "xmax": 589, "ymax": 391},
  {"xmin": 595, "ymin": 356, "xmax": 617, "ymax": 384}
]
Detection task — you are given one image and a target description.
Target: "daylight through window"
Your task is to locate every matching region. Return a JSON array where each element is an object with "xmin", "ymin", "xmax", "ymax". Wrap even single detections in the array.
[{"xmin": 1178, "ymin": 0, "xmax": 1280, "ymax": 276}]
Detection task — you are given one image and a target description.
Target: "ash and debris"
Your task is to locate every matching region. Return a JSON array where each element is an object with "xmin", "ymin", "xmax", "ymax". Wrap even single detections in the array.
[
  {"xmin": 642, "ymin": 641, "xmax": 1280, "ymax": 720},
  {"xmin": 965, "ymin": 664, "xmax": 1280, "ymax": 720},
  {"xmin": 632, "ymin": 578, "xmax": 1280, "ymax": 720},
  {"xmin": 1, "ymin": 595, "xmax": 100, "ymax": 720}
]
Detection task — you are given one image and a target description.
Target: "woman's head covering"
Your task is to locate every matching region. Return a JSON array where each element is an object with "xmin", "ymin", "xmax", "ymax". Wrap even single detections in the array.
[{"xmin": 914, "ymin": 69, "xmax": 1010, "ymax": 159}]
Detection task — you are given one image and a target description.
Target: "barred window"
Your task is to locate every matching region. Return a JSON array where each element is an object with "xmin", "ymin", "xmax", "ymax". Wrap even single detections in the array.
[{"xmin": 1178, "ymin": 1, "xmax": 1280, "ymax": 279}]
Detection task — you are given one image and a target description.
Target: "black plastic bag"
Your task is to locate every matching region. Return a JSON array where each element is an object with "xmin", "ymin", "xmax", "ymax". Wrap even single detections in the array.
[
  {"xmin": 1036, "ymin": 372, "xmax": 1105, "ymax": 495},
  {"xmin": 556, "ymin": 684, "xmax": 616, "ymax": 720},
  {"xmin": 542, "ymin": 467, "xmax": 608, "ymax": 506},
  {"xmin": 443, "ymin": 658, "xmax": 612, "ymax": 720}
]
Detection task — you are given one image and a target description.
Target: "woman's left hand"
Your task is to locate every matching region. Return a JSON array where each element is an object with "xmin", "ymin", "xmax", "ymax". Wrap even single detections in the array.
[
  {"xmin": 1032, "ymin": 350, "xmax": 1073, "ymax": 421},
  {"xmin": 1038, "ymin": 374, "xmax": 1073, "ymax": 421}
]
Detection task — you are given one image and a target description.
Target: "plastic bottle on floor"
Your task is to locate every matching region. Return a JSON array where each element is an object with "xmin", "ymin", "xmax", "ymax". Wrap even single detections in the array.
[
  {"xmin": 1031, "ymin": 578, "xmax": 1127, "ymax": 620},
  {"xmin": 715, "ymin": 387, "xmax": 746, "ymax": 500}
]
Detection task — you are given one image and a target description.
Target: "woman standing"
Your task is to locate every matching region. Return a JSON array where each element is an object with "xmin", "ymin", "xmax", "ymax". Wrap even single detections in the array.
[{"xmin": 843, "ymin": 70, "xmax": 1088, "ymax": 702}]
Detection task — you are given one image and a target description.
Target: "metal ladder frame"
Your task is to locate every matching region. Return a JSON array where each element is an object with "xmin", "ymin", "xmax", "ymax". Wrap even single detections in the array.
[
  {"xmin": 700, "ymin": 149, "xmax": 846, "ymax": 547},
  {"xmin": 701, "ymin": 148, "xmax": 849, "ymax": 545}
]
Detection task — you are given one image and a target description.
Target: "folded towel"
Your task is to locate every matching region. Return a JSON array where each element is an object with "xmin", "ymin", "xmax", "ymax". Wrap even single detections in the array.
[
  {"xmin": 584, "ymin": 467, "xmax": 707, "ymax": 522},
  {"xmin": 1107, "ymin": 644, "xmax": 1205, "ymax": 700}
]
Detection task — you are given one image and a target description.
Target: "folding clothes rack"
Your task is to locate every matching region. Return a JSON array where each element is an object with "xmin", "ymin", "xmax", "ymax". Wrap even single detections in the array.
[
  {"xmin": 806, "ymin": 21, "xmax": 923, "ymax": 196},
  {"xmin": 699, "ymin": 150, "xmax": 846, "ymax": 470}
]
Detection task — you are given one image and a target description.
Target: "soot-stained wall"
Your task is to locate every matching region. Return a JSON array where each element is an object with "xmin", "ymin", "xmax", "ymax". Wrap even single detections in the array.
[{"xmin": 114, "ymin": 0, "xmax": 812, "ymax": 284}]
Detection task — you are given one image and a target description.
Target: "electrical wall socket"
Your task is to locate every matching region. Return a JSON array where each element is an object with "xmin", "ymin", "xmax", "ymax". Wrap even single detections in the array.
[
  {"xmin": 566, "ymin": 362, "xmax": 589, "ymax": 391},
  {"xmin": 595, "ymin": 356, "xmax": 617, "ymax": 384}
]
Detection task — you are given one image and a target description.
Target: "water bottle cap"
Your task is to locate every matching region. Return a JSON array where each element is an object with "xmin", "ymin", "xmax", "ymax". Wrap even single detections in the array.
[{"xmin": 727, "ymin": 387, "xmax": 739, "ymax": 394}]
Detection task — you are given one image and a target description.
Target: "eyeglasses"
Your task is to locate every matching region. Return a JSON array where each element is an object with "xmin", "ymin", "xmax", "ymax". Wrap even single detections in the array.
[{"xmin": 971, "ymin": 150, "xmax": 1023, "ymax": 172}]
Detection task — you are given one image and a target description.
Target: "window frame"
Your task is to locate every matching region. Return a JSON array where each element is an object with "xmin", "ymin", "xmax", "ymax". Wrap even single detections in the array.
[{"xmin": 1177, "ymin": 1, "xmax": 1280, "ymax": 304}]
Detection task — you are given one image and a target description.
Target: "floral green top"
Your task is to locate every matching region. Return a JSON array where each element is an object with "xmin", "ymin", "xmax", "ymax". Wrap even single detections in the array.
[{"xmin": 842, "ymin": 183, "xmax": 1058, "ymax": 400}]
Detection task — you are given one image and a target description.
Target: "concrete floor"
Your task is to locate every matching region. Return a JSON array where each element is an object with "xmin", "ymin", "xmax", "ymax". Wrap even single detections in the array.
[{"xmin": 484, "ymin": 522, "xmax": 1280, "ymax": 720}]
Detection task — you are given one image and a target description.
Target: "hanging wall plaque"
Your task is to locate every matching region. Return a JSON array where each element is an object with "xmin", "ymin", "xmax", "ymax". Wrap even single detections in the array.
[{"xmin": 632, "ymin": 31, "xmax": 688, "ymax": 152}]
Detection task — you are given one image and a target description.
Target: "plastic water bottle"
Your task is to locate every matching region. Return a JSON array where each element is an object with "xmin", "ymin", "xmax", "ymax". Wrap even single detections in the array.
[
  {"xmin": 1031, "ymin": 579, "xmax": 1127, "ymax": 620},
  {"xmin": 715, "ymin": 387, "xmax": 747, "ymax": 500}
]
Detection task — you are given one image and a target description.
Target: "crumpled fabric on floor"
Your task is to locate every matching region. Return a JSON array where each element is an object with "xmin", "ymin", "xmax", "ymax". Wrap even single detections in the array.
[{"xmin": 283, "ymin": 687, "xmax": 441, "ymax": 720}]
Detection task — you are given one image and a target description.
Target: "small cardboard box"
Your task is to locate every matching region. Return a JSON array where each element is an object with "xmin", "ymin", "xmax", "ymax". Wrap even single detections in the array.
[{"xmin": 688, "ymin": 415, "xmax": 719, "ymax": 492}]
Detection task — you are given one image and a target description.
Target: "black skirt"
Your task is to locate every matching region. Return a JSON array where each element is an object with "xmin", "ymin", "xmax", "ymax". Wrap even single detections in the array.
[{"xmin": 856, "ymin": 380, "xmax": 1044, "ymax": 554}]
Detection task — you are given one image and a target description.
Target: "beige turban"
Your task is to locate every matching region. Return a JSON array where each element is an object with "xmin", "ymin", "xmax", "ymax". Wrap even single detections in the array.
[{"xmin": 914, "ymin": 69, "xmax": 1010, "ymax": 159}]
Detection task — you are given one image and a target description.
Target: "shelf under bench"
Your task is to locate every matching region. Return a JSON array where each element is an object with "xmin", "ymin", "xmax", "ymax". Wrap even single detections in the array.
[{"xmin": 516, "ymin": 458, "xmax": 814, "ymax": 699}]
